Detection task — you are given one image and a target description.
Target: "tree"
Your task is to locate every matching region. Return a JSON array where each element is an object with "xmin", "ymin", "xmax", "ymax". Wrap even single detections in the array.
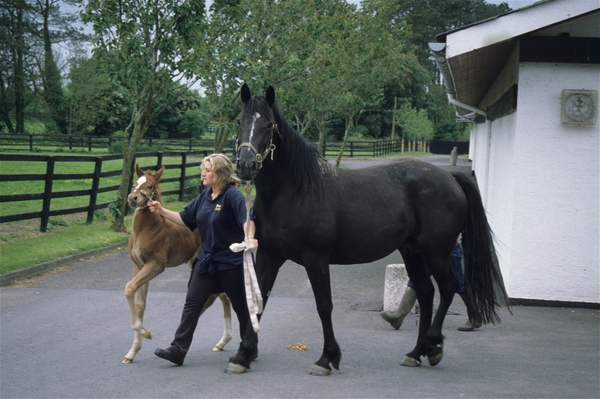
[
  {"xmin": 396, "ymin": 103, "xmax": 433, "ymax": 152},
  {"xmin": 82, "ymin": 0, "xmax": 207, "ymax": 232},
  {"xmin": 391, "ymin": 0, "xmax": 511, "ymax": 80},
  {"xmin": 64, "ymin": 55, "xmax": 130, "ymax": 136},
  {"xmin": 0, "ymin": 0, "xmax": 37, "ymax": 133}
]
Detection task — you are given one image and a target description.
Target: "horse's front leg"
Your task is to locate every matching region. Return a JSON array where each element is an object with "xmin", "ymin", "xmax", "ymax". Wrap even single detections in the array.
[
  {"xmin": 304, "ymin": 258, "xmax": 341, "ymax": 376},
  {"xmin": 123, "ymin": 281, "xmax": 150, "ymax": 363},
  {"xmin": 225, "ymin": 250, "xmax": 283, "ymax": 374},
  {"xmin": 123, "ymin": 263, "xmax": 161, "ymax": 363}
]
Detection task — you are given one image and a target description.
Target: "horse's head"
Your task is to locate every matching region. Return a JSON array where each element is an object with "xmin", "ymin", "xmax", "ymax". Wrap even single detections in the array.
[
  {"xmin": 236, "ymin": 83, "xmax": 279, "ymax": 181},
  {"xmin": 127, "ymin": 164, "xmax": 164, "ymax": 209}
]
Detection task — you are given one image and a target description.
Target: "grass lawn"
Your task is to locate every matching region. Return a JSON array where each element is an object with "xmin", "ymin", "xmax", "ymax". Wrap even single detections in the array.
[{"xmin": 0, "ymin": 201, "xmax": 188, "ymax": 275}]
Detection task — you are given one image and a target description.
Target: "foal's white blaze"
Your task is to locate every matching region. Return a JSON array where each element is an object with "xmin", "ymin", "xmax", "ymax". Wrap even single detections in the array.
[
  {"xmin": 135, "ymin": 175, "xmax": 146, "ymax": 188},
  {"xmin": 249, "ymin": 112, "xmax": 261, "ymax": 142}
]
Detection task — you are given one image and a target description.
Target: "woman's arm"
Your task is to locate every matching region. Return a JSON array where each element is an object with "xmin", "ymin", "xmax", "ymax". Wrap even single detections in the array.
[{"xmin": 147, "ymin": 200, "xmax": 185, "ymax": 226}]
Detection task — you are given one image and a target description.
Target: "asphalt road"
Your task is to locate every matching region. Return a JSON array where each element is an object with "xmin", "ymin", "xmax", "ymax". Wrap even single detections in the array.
[{"xmin": 1, "ymin": 156, "xmax": 599, "ymax": 398}]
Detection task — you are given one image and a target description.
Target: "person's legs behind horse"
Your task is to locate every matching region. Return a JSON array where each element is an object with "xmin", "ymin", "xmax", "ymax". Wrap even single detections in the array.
[{"xmin": 448, "ymin": 243, "xmax": 481, "ymax": 331}]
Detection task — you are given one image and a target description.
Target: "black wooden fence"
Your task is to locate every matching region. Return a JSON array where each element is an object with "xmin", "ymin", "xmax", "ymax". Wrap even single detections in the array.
[
  {"xmin": 0, "ymin": 151, "xmax": 210, "ymax": 232},
  {"xmin": 0, "ymin": 133, "xmax": 406, "ymax": 158}
]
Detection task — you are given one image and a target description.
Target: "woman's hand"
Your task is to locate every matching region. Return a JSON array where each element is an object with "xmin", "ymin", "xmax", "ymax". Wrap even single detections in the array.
[
  {"xmin": 245, "ymin": 237, "xmax": 258, "ymax": 252},
  {"xmin": 147, "ymin": 200, "xmax": 162, "ymax": 214}
]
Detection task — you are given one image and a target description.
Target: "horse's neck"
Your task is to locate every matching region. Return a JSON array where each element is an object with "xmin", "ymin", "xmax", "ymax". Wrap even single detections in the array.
[{"xmin": 132, "ymin": 208, "xmax": 164, "ymax": 232}]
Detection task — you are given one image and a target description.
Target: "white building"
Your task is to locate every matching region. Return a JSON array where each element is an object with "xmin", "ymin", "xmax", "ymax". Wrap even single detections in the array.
[{"xmin": 430, "ymin": 0, "xmax": 599, "ymax": 305}]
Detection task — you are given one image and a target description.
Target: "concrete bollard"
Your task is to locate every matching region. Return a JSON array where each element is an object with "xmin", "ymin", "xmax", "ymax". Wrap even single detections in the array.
[
  {"xmin": 450, "ymin": 146, "xmax": 458, "ymax": 166},
  {"xmin": 383, "ymin": 263, "xmax": 412, "ymax": 312}
]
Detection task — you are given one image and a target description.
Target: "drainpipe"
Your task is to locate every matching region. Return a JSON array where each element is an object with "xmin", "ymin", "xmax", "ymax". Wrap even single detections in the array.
[{"xmin": 428, "ymin": 43, "xmax": 487, "ymax": 121}]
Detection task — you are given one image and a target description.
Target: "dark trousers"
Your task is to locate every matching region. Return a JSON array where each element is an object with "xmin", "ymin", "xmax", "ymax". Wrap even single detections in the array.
[{"xmin": 172, "ymin": 266, "xmax": 255, "ymax": 353}]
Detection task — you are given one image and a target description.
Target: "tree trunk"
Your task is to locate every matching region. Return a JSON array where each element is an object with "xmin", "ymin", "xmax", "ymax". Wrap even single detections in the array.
[
  {"xmin": 335, "ymin": 115, "xmax": 353, "ymax": 167},
  {"xmin": 14, "ymin": 3, "xmax": 25, "ymax": 134},
  {"xmin": 110, "ymin": 108, "xmax": 149, "ymax": 232}
]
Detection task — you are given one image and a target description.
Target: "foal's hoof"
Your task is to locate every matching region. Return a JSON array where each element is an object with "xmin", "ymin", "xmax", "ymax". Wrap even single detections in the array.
[
  {"xmin": 142, "ymin": 330, "xmax": 152, "ymax": 340},
  {"xmin": 225, "ymin": 362, "xmax": 247, "ymax": 374},
  {"xmin": 122, "ymin": 357, "xmax": 133, "ymax": 364},
  {"xmin": 400, "ymin": 355, "xmax": 421, "ymax": 367},
  {"xmin": 308, "ymin": 364, "xmax": 331, "ymax": 376},
  {"xmin": 427, "ymin": 351, "xmax": 444, "ymax": 366}
]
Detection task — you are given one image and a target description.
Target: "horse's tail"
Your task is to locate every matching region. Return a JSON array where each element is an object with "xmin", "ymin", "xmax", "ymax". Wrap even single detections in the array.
[{"xmin": 451, "ymin": 172, "xmax": 512, "ymax": 325}]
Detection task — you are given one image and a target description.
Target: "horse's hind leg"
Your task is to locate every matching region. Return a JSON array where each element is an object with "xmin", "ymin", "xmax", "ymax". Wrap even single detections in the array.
[
  {"xmin": 207, "ymin": 293, "xmax": 233, "ymax": 351},
  {"xmin": 400, "ymin": 250, "xmax": 435, "ymax": 367},
  {"xmin": 426, "ymin": 253, "xmax": 459, "ymax": 366}
]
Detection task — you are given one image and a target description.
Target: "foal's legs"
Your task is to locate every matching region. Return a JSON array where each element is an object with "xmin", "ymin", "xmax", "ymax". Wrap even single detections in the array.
[
  {"xmin": 123, "ymin": 262, "xmax": 164, "ymax": 363},
  {"xmin": 210, "ymin": 293, "xmax": 234, "ymax": 351}
]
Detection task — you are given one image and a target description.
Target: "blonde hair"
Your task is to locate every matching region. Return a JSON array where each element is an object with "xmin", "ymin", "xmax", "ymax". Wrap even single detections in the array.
[{"xmin": 202, "ymin": 153, "xmax": 241, "ymax": 189}]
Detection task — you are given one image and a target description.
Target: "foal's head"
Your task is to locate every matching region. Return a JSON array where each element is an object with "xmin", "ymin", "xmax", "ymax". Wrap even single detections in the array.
[{"xmin": 128, "ymin": 164, "xmax": 164, "ymax": 209}]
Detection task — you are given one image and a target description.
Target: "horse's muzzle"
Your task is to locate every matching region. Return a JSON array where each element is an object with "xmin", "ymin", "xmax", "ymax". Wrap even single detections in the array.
[
  {"xmin": 236, "ymin": 152, "xmax": 259, "ymax": 181},
  {"xmin": 127, "ymin": 193, "xmax": 141, "ymax": 208}
]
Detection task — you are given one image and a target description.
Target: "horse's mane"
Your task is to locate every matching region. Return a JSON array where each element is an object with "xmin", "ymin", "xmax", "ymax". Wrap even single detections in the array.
[{"xmin": 247, "ymin": 93, "xmax": 333, "ymax": 196}]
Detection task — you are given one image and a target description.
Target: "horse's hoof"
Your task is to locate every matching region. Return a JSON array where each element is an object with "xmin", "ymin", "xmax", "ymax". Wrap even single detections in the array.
[
  {"xmin": 122, "ymin": 357, "xmax": 133, "ymax": 364},
  {"xmin": 400, "ymin": 355, "xmax": 421, "ymax": 367},
  {"xmin": 142, "ymin": 330, "xmax": 152, "ymax": 339},
  {"xmin": 225, "ymin": 362, "xmax": 247, "ymax": 374},
  {"xmin": 213, "ymin": 345, "xmax": 224, "ymax": 352},
  {"xmin": 428, "ymin": 351, "xmax": 444, "ymax": 366},
  {"xmin": 307, "ymin": 364, "xmax": 331, "ymax": 376}
]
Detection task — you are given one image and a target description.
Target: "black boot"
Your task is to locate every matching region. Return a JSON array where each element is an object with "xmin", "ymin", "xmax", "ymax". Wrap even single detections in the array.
[{"xmin": 154, "ymin": 345, "xmax": 186, "ymax": 366}]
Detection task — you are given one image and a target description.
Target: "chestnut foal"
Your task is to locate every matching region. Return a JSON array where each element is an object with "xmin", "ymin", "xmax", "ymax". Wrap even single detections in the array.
[{"xmin": 123, "ymin": 164, "xmax": 233, "ymax": 363}]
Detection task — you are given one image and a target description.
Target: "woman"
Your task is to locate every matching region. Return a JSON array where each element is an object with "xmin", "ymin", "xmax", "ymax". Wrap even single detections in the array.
[{"xmin": 148, "ymin": 153, "xmax": 258, "ymax": 372}]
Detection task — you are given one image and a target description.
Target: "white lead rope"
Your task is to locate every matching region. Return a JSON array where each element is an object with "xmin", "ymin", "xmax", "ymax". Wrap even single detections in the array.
[{"xmin": 229, "ymin": 182, "xmax": 263, "ymax": 333}]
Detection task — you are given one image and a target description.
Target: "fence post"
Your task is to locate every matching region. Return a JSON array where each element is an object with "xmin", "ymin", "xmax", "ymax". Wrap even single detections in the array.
[
  {"xmin": 156, "ymin": 151, "xmax": 163, "ymax": 170},
  {"xmin": 87, "ymin": 157, "xmax": 103, "ymax": 224},
  {"xmin": 29, "ymin": 134, "xmax": 33, "ymax": 151},
  {"xmin": 69, "ymin": 136, "xmax": 73, "ymax": 151},
  {"xmin": 179, "ymin": 152, "xmax": 187, "ymax": 201},
  {"xmin": 40, "ymin": 157, "xmax": 55, "ymax": 232},
  {"xmin": 350, "ymin": 142, "xmax": 354, "ymax": 158},
  {"xmin": 188, "ymin": 139, "xmax": 192, "ymax": 152}
]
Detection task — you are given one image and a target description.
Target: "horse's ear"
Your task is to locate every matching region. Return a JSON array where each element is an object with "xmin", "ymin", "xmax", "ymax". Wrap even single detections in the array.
[
  {"xmin": 266, "ymin": 86, "xmax": 275, "ymax": 107},
  {"xmin": 135, "ymin": 164, "xmax": 144, "ymax": 178},
  {"xmin": 154, "ymin": 166, "xmax": 165, "ymax": 182},
  {"xmin": 241, "ymin": 83, "xmax": 251, "ymax": 103}
]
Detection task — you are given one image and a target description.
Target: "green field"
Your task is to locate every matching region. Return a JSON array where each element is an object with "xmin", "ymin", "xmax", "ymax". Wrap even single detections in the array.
[{"xmin": 0, "ymin": 156, "xmax": 202, "ymax": 217}]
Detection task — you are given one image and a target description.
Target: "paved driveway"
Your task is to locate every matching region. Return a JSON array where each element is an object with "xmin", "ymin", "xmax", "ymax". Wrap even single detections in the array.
[{"xmin": 1, "ymin": 156, "xmax": 598, "ymax": 398}]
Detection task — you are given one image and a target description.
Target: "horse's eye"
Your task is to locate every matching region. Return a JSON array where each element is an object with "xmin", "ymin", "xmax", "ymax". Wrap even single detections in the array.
[{"xmin": 148, "ymin": 185, "xmax": 153, "ymax": 190}]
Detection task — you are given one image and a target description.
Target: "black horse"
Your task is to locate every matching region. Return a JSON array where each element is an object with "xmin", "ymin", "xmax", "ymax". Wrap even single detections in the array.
[{"xmin": 235, "ymin": 83, "xmax": 509, "ymax": 375}]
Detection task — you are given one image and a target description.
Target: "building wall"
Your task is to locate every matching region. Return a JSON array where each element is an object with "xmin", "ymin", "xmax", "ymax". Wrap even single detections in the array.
[
  {"xmin": 471, "ymin": 60, "xmax": 599, "ymax": 303},
  {"xmin": 511, "ymin": 62, "xmax": 599, "ymax": 303}
]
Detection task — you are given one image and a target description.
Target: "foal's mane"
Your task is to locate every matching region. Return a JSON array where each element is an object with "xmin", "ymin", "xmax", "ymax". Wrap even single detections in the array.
[{"xmin": 245, "ymin": 93, "xmax": 333, "ymax": 196}]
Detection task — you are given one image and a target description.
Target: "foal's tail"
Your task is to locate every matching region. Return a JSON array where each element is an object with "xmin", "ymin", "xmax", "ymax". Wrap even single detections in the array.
[{"xmin": 451, "ymin": 172, "xmax": 511, "ymax": 325}]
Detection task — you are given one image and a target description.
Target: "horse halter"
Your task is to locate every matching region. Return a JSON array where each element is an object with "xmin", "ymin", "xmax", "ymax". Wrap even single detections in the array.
[{"xmin": 236, "ymin": 120, "xmax": 279, "ymax": 170}]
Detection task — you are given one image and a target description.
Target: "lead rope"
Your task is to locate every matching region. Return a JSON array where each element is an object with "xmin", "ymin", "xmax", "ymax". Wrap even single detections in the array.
[{"xmin": 229, "ymin": 181, "xmax": 263, "ymax": 333}]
